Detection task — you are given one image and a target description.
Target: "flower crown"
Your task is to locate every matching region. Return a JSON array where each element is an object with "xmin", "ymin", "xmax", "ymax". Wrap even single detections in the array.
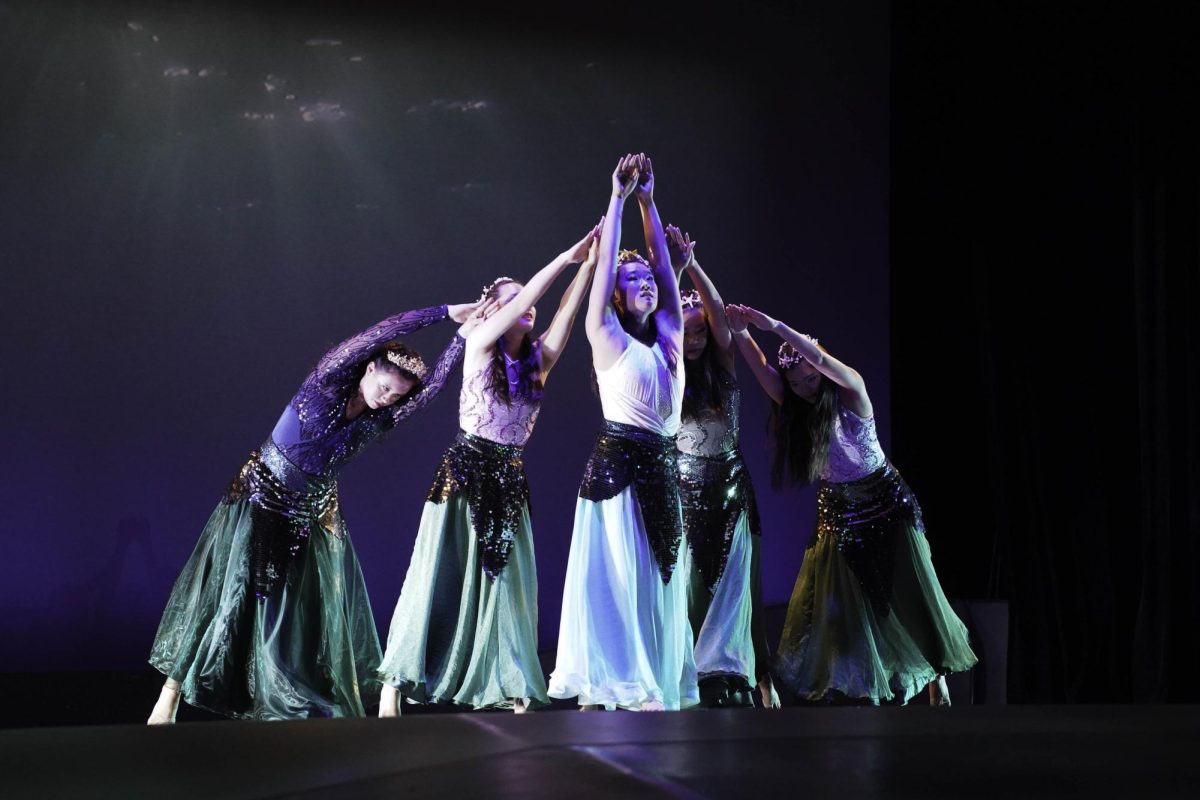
[
  {"xmin": 777, "ymin": 336, "xmax": 822, "ymax": 370},
  {"xmin": 618, "ymin": 249, "xmax": 648, "ymax": 265},
  {"xmin": 477, "ymin": 276, "xmax": 517, "ymax": 303},
  {"xmin": 680, "ymin": 289, "xmax": 703, "ymax": 309}
]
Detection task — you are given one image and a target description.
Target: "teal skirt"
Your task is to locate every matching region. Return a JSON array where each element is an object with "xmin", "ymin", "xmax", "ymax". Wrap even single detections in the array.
[
  {"xmin": 378, "ymin": 435, "xmax": 548, "ymax": 709},
  {"xmin": 774, "ymin": 464, "xmax": 978, "ymax": 705},
  {"xmin": 149, "ymin": 450, "xmax": 381, "ymax": 719}
]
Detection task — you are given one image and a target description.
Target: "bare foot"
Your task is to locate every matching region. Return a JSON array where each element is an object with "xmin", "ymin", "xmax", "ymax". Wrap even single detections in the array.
[
  {"xmin": 638, "ymin": 699, "xmax": 666, "ymax": 712},
  {"xmin": 579, "ymin": 704, "xmax": 605, "ymax": 712},
  {"xmin": 928, "ymin": 675, "xmax": 951, "ymax": 706},
  {"xmin": 513, "ymin": 697, "xmax": 529, "ymax": 714},
  {"xmin": 758, "ymin": 677, "xmax": 781, "ymax": 709},
  {"xmin": 147, "ymin": 680, "xmax": 181, "ymax": 725},
  {"xmin": 379, "ymin": 684, "xmax": 401, "ymax": 718}
]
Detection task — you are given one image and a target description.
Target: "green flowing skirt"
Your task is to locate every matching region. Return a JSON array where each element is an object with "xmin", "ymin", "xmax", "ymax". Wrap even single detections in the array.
[
  {"xmin": 379, "ymin": 493, "xmax": 548, "ymax": 710},
  {"xmin": 148, "ymin": 495, "xmax": 381, "ymax": 719},
  {"xmin": 774, "ymin": 464, "xmax": 978, "ymax": 705}
]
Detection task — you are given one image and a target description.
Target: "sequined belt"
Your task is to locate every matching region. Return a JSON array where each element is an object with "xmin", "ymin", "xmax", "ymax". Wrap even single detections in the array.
[
  {"xmin": 224, "ymin": 440, "xmax": 341, "ymax": 597},
  {"xmin": 579, "ymin": 420, "xmax": 683, "ymax": 584},
  {"xmin": 815, "ymin": 463, "xmax": 922, "ymax": 616},
  {"xmin": 679, "ymin": 448, "xmax": 761, "ymax": 592},
  {"xmin": 426, "ymin": 430, "xmax": 530, "ymax": 580}
]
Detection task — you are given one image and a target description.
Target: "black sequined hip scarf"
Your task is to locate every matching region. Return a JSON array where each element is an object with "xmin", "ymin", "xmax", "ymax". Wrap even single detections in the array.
[
  {"xmin": 679, "ymin": 448, "xmax": 761, "ymax": 594},
  {"xmin": 815, "ymin": 462, "xmax": 923, "ymax": 618},
  {"xmin": 223, "ymin": 440, "xmax": 340, "ymax": 599},
  {"xmin": 578, "ymin": 420, "xmax": 684, "ymax": 584},
  {"xmin": 426, "ymin": 430, "xmax": 531, "ymax": 581}
]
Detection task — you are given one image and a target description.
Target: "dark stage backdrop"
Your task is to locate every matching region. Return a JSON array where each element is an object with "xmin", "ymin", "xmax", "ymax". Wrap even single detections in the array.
[
  {"xmin": 892, "ymin": 1, "xmax": 1200, "ymax": 702},
  {"xmin": 0, "ymin": 2, "xmax": 890, "ymax": 673}
]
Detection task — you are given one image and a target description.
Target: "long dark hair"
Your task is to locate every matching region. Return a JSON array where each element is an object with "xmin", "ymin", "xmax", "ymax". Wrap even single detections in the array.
[
  {"xmin": 681, "ymin": 306, "xmax": 730, "ymax": 421},
  {"xmin": 768, "ymin": 377, "xmax": 836, "ymax": 488},
  {"xmin": 484, "ymin": 279, "xmax": 544, "ymax": 406}
]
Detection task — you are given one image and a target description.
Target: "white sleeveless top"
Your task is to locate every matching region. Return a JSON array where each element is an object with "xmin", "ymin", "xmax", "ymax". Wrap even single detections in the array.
[{"xmin": 595, "ymin": 338, "xmax": 682, "ymax": 437}]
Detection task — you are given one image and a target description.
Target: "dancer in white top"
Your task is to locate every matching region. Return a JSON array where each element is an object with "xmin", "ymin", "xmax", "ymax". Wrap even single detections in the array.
[{"xmin": 548, "ymin": 154, "xmax": 699, "ymax": 711}]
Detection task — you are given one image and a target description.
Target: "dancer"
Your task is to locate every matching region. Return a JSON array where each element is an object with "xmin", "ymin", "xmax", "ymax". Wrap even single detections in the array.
[
  {"xmin": 668, "ymin": 226, "xmax": 779, "ymax": 709},
  {"xmin": 147, "ymin": 301, "xmax": 484, "ymax": 723},
  {"xmin": 548, "ymin": 154, "xmax": 698, "ymax": 711},
  {"xmin": 378, "ymin": 223, "xmax": 602, "ymax": 715},
  {"xmin": 725, "ymin": 303, "xmax": 977, "ymax": 705}
]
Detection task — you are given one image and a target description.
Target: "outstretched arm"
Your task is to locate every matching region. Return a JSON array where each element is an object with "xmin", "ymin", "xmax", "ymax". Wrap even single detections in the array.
[
  {"xmin": 315, "ymin": 305, "xmax": 449, "ymax": 382},
  {"xmin": 313, "ymin": 301, "xmax": 484, "ymax": 386},
  {"xmin": 467, "ymin": 223, "xmax": 600, "ymax": 354},
  {"xmin": 737, "ymin": 304, "xmax": 871, "ymax": 417},
  {"xmin": 539, "ymin": 233, "xmax": 600, "ymax": 377},
  {"xmin": 726, "ymin": 304, "xmax": 785, "ymax": 405},
  {"xmin": 633, "ymin": 154, "xmax": 683, "ymax": 345},
  {"xmin": 382, "ymin": 302, "xmax": 492, "ymax": 426},
  {"xmin": 669, "ymin": 224, "xmax": 733, "ymax": 371},
  {"xmin": 385, "ymin": 332, "xmax": 466, "ymax": 426},
  {"xmin": 586, "ymin": 154, "xmax": 640, "ymax": 371}
]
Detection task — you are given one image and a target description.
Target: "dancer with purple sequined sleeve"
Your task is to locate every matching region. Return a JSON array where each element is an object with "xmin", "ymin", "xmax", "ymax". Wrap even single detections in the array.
[
  {"xmin": 667, "ymin": 227, "xmax": 779, "ymax": 710},
  {"xmin": 378, "ymin": 223, "xmax": 602, "ymax": 715},
  {"xmin": 147, "ymin": 301, "xmax": 486, "ymax": 724},
  {"xmin": 548, "ymin": 154, "xmax": 699, "ymax": 711},
  {"xmin": 726, "ymin": 303, "xmax": 977, "ymax": 706}
]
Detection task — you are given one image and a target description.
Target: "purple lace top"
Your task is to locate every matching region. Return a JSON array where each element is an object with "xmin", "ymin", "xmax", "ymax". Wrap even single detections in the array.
[
  {"xmin": 268, "ymin": 305, "xmax": 463, "ymax": 477},
  {"xmin": 821, "ymin": 397, "xmax": 887, "ymax": 483},
  {"xmin": 458, "ymin": 345, "xmax": 543, "ymax": 446}
]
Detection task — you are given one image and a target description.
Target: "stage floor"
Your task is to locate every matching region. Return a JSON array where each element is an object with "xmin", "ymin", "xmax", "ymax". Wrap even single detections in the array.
[{"xmin": 2, "ymin": 705, "xmax": 1196, "ymax": 798}]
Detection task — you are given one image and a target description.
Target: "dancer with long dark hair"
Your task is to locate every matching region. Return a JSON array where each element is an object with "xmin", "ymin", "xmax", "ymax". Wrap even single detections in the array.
[
  {"xmin": 548, "ymin": 154, "xmax": 698, "ymax": 711},
  {"xmin": 726, "ymin": 303, "xmax": 976, "ymax": 705},
  {"xmin": 668, "ymin": 227, "xmax": 778, "ymax": 709}
]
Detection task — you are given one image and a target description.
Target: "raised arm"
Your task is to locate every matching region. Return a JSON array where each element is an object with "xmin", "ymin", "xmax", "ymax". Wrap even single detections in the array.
[
  {"xmin": 385, "ymin": 332, "xmax": 467, "ymax": 427},
  {"xmin": 726, "ymin": 304, "xmax": 785, "ymax": 405},
  {"xmin": 633, "ymin": 154, "xmax": 683, "ymax": 343},
  {"xmin": 586, "ymin": 154, "xmax": 640, "ymax": 370},
  {"xmin": 467, "ymin": 223, "xmax": 600, "ymax": 359},
  {"xmin": 668, "ymin": 225, "xmax": 733, "ymax": 370},
  {"xmin": 539, "ymin": 232, "xmax": 599, "ymax": 376},
  {"xmin": 314, "ymin": 302, "xmax": 483, "ymax": 384},
  {"xmin": 315, "ymin": 305, "xmax": 448, "ymax": 382},
  {"xmin": 739, "ymin": 304, "xmax": 871, "ymax": 416}
]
